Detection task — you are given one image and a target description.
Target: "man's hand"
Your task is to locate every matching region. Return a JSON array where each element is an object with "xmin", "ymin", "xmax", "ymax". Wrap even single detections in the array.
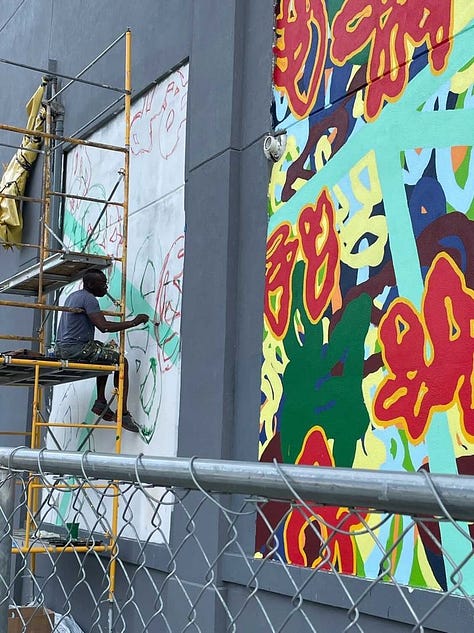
[
  {"xmin": 132, "ymin": 314, "xmax": 149, "ymax": 326},
  {"xmin": 89, "ymin": 311, "xmax": 150, "ymax": 333}
]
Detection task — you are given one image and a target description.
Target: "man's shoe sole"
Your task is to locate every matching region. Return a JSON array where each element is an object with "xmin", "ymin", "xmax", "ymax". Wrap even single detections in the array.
[
  {"xmin": 121, "ymin": 415, "xmax": 140, "ymax": 433},
  {"xmin": 91, "ymin": 401, "xmax": 115, "ymax": 422}
]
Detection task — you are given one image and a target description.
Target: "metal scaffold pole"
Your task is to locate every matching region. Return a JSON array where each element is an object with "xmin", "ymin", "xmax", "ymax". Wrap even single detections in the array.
[
  {"xmin": 108, "ymin": 28, "xmax": 132, "ymax": 617},
  {"xmin": 0, "ymin": 471, "xmax": 14, "ymax": 630},
  {"xmin": 0, "ymin": 31, "xmax": 134, "ymax": 610}
]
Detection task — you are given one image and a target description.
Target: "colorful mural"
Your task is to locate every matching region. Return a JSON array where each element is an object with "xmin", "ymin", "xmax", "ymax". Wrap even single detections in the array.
[
  {"xmin": 48, "ymin": 65, "xmax": 188, "ymax": 541},
  {"xmin": 258, "ymin": 0, "xmax": 474, "ymax": 591}
]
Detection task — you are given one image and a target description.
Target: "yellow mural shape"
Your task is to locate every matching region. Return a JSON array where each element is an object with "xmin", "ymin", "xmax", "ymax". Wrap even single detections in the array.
[{"xmin": 334, "ymin": 150, "xmax": 388, "ymax": 269}]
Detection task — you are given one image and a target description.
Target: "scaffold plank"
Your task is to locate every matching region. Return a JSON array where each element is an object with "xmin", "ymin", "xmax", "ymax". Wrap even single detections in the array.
[
  {"xmin": 0, "ymin": 251, "xmax": 113, "ymax": 295},
  {"xmin": 0, "ymin": 355, "xmax": 115, "ymax": 386}
]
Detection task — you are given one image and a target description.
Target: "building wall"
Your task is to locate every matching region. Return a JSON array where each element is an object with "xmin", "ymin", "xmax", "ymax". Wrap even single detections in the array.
[
  {"xmin": 259, "ymin": 0, "xmax": 474, "ymax": 595},
  {"xmin": 0, "ymin": 0, "xmax": 54, "ymax": 446},
  {"xmin": 0, "ymin": 1, "xmax": 273, "ymax": 631},
  {"xmin": 0, "ymin": 1, "xmax": 471, "ymax": 631}
]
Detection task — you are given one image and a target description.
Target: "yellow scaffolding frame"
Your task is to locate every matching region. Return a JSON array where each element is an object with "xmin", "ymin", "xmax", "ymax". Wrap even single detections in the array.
[{"xmin": 0, "ymin": 29, "xmax": 133, "ymax": 611}]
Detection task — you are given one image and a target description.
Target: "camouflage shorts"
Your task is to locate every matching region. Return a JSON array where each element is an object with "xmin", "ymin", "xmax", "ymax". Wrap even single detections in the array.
[{"xmin": 54, "ymin": 340, "xmax": 120, "ymax": 364}]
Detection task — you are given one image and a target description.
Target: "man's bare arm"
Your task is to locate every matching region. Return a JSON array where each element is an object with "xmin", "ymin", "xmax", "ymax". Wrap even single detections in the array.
[{"xmin": 88, "ymin": 311, "xmax": 149, "ymax": 333}]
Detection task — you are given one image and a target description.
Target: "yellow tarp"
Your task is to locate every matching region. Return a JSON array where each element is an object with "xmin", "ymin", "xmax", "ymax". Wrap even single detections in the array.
[{"xmin": 0, "ymin": 79, "xmax": 48, "ymax": 248}]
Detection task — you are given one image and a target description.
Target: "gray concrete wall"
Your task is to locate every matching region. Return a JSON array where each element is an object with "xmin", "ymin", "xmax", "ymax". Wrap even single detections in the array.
[
  {"xmin": 0, "ymin": 0, "xmax": 54, "ymax": 446},
  {"xmin": 0, "ymin": 2, "xmax": 463, "ymax": 632}
]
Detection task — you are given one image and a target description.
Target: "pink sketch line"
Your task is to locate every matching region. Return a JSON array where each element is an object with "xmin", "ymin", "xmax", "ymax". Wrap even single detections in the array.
[
  {"xmin": 154, "ymin": 235, "xmax": 184, "ymax": 372},
  {"xmin": 131, "ymin": 68, "xmax": 188, "ymax": 159}
]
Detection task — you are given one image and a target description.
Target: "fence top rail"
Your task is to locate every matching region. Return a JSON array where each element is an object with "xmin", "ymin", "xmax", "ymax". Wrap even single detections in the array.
[{"xmin": 0, "ymin": 448, "xmax": 473, "ymax": 522}]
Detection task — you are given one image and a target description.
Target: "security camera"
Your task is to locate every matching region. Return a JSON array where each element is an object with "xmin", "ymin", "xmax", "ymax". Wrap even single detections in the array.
[{"xmin": 263, "ymin": 131, "xmax": 287, "ymax": 162}]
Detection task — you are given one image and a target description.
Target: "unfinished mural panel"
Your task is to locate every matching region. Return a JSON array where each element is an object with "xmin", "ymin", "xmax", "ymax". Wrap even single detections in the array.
[
  {"xmin": 48, "ymin": 65, "xmax": 188, "ymax": 540},
  {"xmin": 259, "ymin": 1, "xmax": 474, "ymax": 591}
]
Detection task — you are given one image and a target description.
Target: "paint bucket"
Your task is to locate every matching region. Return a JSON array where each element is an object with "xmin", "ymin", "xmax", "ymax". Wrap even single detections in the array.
[{"xmin": 66, "ymin": 522, "xmax": 79, "ymax": 540}]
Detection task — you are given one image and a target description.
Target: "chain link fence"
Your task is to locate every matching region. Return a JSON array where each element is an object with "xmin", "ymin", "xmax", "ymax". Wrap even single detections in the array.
[{"xmin": 0, "ymin": 447, "xmax": 473, "ymax": 632}]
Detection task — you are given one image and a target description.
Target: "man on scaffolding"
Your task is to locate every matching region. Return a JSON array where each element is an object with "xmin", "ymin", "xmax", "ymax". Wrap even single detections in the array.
[{"xmin": 54, "ymin": 269, "xmax": 149, "ymax": 432}]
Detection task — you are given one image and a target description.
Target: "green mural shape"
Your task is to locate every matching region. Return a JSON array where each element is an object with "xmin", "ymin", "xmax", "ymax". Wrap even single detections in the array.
[
  {"xmin": 63, "ymin": 207, "xmax": 181, "ymax": 368},
  {"xmin": 279, "ymin": 262, "xmax": 372, "ymax": 466}
]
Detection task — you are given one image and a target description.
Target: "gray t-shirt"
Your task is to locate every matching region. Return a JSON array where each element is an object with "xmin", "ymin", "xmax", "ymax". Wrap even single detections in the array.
[{"xmin": 56, "ymin": 289, "xmax": 101, "ymax": 343}]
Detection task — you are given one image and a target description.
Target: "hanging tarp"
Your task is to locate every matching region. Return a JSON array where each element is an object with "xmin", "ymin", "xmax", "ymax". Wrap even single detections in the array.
[{"xmin": 0, "ymin": 78, "xmax": 48, "ymax": 248}]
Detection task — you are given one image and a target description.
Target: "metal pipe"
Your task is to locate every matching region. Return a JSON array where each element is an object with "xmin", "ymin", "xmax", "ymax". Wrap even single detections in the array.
[
  {"xmin": 0, "ymin": 241, "xmax": 116, "ymax": 257},
  {"xmin": 32, "ymin": 103, "xmax": 53, "ymax": 565},
  {"xmin": 46, "ymin": 32, "xmax": 127, "ymax": 103},
  {"xmin": 0, "ymin": 123, "xmax": 126, "ymax": 153},
  {"xmin": 37, "ymin": 103, "xmax": 53, "ymax": 349},
  {"xmin": 51, "ymin": 94, "xmax": 125, "ymax": 154},
  {"xmin": 115, "ymin": 28, "xmax": 132, "ymax": 456},
  {"xmin": 0, "ymin": 240, "xmax": 42, "ymax": 249},
  {"xmin": 29, "ymin": 483, "xmax": 108, "ymax": 489},
  {"xmin": 1, "ymin": 448, "xmax": 474, "ymax": 522},
  {"xmin": 42, "ymin": 424, "xmax": 62, "ymax": 451},
  {"xmin": 12, "ymin": 545, "xmax": 110, "ymax": 555},
  {"xmin": 0, "ymin": 358, "xmax": 117, "ymax": 371},
  {"xmin": 43, "ymin": 223, "xmax": 67, "ymax": 251},
  {"xmin": 45, "ymin": 74, "xmax": 65, "ymax": 346},
  {"xmin": 0, "ymin": 191, "xmax": 45, "ymax": 204},
  {"xmin": 109, "ymin": 29, "xmax": 132, "ymax": 606},
  {"xmin": 0, "ymin": 471, "xmax": 14, "ymax": 633},
  {"xmin": 47, "ymin": 189, "xmax": 124, "ymax": 208},
  {"xmin": 49, "ymin": 73, "xmax": 65, "ymax": 250},
  {"xmin": 0, "ymin": 241, "xmax": 65, "ymax": 252},
  {"xmin": 38, "ymin": 295, "xmax": 59, "ymax": 335},
  {"xmin": 0, "ymin": 57, "xmax": 128, "ymax": 94},
  {"xmin": 35, "ymin": 422, "xmax": 116, "ymax": 429},
  {"xmin": 0, "ymin": 334, "xmax": 39, "ymax": 341},
  {"xmin": 0, "ymin": 140, "xmax": 43, "ymax": 153},
  {"xmin": 28, "ymin": 365, "xmax": 42, "ymax": 583},
  {"xmin": 0, "ymin": 300, "xmax": 83, "ymax": 313}
]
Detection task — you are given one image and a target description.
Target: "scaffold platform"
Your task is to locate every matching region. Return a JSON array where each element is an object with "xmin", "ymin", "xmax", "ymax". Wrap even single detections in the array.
[
  {"xmin": 0, "ymin": 28, "xmax": 132, "ymax": 581},
  {"xmin": 0, "ymin": 251, "xmax": 112, "ymax": 296},
  {"xmin": 0, "ymin": 354, "xmax": 116, "ymax": 386}
]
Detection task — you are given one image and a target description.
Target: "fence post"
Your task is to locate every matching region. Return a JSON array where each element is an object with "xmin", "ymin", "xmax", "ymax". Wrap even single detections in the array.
[{"xmin": 0, "ymin": 469, "xmax": 15, "ymax": 632}]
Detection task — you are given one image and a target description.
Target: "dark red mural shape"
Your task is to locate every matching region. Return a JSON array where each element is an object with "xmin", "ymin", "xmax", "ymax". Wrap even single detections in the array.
[
  {"xmin": 374, "ymin": 253, "xmax": 474, "ymax": 444},
  {"xmin": 331, "ymin": 0, "xmax": 454, "ymax": 120},
  {"xmin": 274, "ymin": 0, "xmax": 328, "ymax": 119},
  {"xmin": 264, "ymin": 189, "xmax": 340, "ymax": 339},
  {"xmin": 329, "ymin": 212, "xmax": 474, "ymax": 380}
]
